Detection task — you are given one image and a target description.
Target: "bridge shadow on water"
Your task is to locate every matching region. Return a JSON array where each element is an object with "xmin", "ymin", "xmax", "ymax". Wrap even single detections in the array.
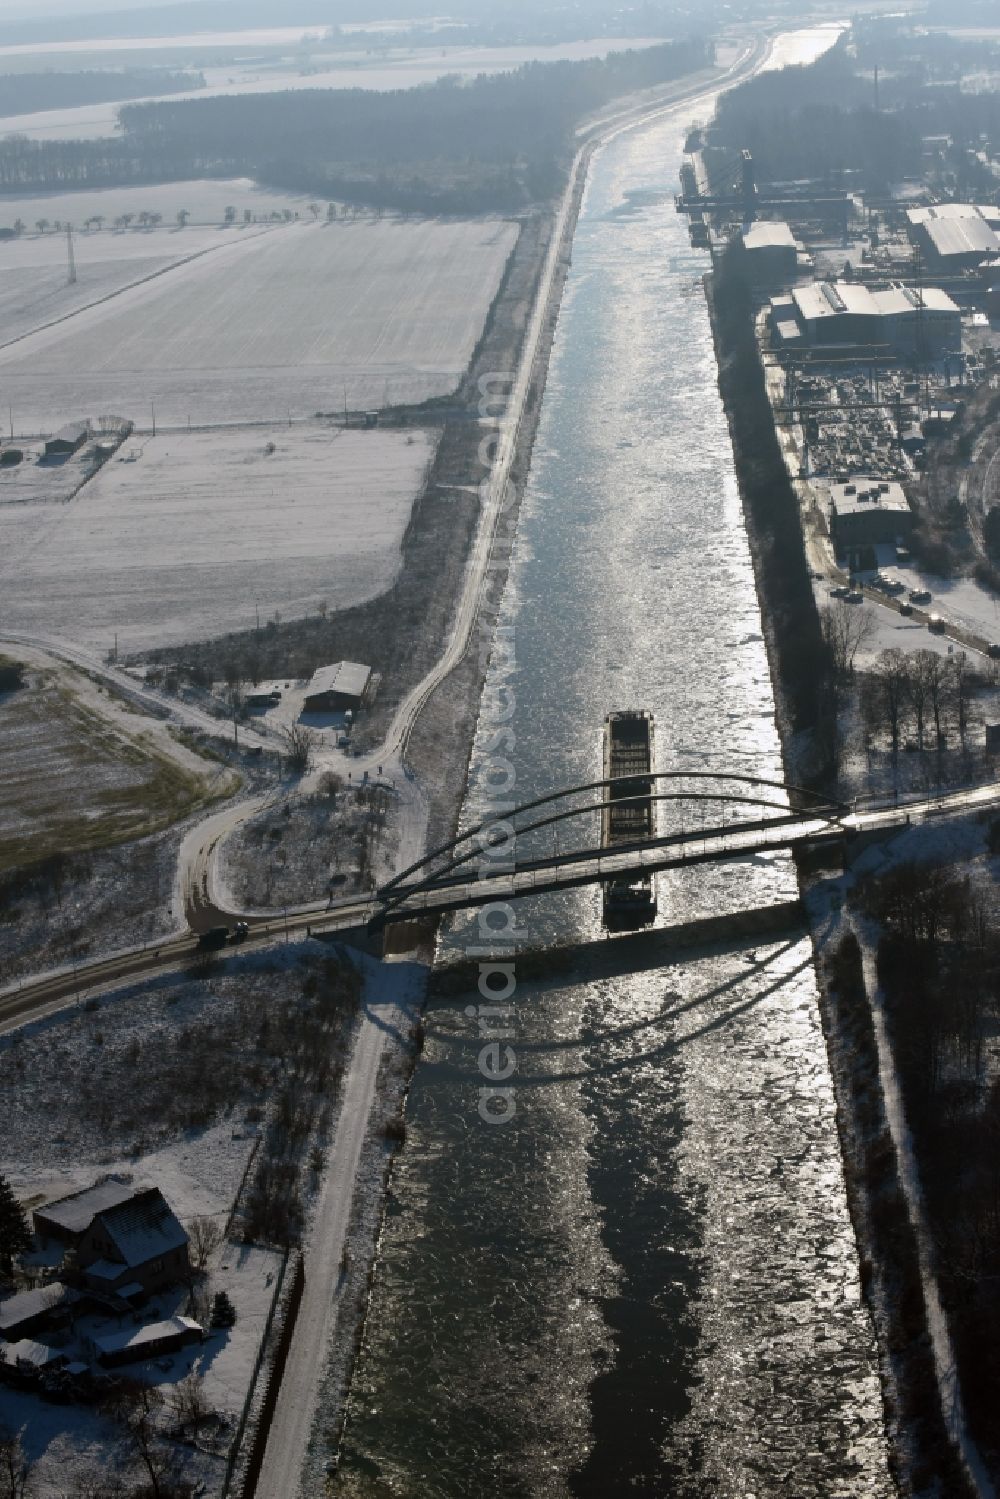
[{"xmin": 423, "ymin": 903, "xmax": 814, "ymax": 1087}]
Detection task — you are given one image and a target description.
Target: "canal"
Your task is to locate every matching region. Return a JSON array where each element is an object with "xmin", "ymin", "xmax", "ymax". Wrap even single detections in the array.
[{"xmin": 332, "ymin": 26, "xmax": 893, "ymax": 1499}]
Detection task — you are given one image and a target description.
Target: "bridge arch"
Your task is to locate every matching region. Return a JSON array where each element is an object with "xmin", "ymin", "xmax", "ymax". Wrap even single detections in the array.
[{"xmin": 375, "ymin": 771, "xmax": 846, "ymax": 920}]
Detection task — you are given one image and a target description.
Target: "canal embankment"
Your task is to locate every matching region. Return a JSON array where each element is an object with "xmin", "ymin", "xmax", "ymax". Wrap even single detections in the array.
[{"xmin": 705, "ymin": 245, "xmax": 980, "ymax": 1497}]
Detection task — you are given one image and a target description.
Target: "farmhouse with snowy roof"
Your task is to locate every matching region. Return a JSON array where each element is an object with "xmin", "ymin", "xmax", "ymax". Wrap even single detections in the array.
[{"xmin": 32, "ymin": 1179, "xmax": 189, "ymax": 1296}]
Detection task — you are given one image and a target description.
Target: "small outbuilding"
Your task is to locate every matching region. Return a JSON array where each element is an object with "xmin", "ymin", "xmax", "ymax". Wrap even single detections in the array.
[
  {"xmin": 91, "ymin": 1314, "xmax": 203, "ymax": 1369},
  {"xmin": 0, "ymin": 1282, "xmax": 76, "ymax": 1343},
  {"xmin": 303, "ymin": 661, "xmax": 371, "ymax": 713},
  {"xmin": 44, "ymin": 422, "xmax": 88, "ymax": 457}
]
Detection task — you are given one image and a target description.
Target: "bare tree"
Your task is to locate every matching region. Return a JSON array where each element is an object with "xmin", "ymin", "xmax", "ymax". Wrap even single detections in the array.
[
  {"xmin": 921, "ymin": 649, "xmax": 949, "ymax": 749},
  {"xmin": 948, "ymin": 650, "xmax": 974, "ymax": 748},
  {"xmin": 222, "ymin": 661, "xmax": 245, "ymax": 748},
  {"xmin": 284, "ymin": 724, "xmax": 315, "ymax": 774},
  {"xmin": 167, "ymin": 1371, "xmax": 212, "ymax": 1438},
  {"xmin": 187, "ymin": 1215, "xmax": 223, "ymax": 1271},
  {"xmin": 105, "ymin": 1380, "xmax": 175, "ymax": 1499},
  {"xmin": 874, "ymin": 648, "xmax": 909, "ymax": 755},
  {"xmin": 821, "ymin": 600, "xmax": 877, "ymax": 678},
  {"xmin": 906, "ymin": 649, "xmax": 939, "ymax": 750},
  {"xmin": 0, "ymin": 1426, "xmax": 30, "ymax": 1499}
]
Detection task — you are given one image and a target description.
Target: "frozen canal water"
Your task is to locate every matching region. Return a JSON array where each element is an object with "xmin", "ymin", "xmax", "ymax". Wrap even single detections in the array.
[{"xmin": 330, "ymin": 24, "xmax": 893, "ymax": 1499}]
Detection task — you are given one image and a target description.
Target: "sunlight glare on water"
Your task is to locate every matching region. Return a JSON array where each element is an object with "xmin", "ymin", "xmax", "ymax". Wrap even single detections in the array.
[{"xmin": 331, "ymin": 27, "xmax": 891, "ymax": 1499}]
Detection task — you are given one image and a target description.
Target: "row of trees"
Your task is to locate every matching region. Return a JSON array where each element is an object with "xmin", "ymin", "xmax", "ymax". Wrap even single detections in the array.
[
  {"xmin": 0, "ymin": 69, "xmax": 201, "ymax": 117},
  {"xmin": 860, "ymin": 645, "xmax": 976, "ymax": 756},
  {"xmin": 862, "ymin": 858, "xmax": 1000, "ymax": 1458}
]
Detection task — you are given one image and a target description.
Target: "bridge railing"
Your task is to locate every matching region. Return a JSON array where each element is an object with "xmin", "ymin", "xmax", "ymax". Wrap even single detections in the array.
[{"xmin": 373, "ymin": 774, "xmax": 846, "ymax": 923}]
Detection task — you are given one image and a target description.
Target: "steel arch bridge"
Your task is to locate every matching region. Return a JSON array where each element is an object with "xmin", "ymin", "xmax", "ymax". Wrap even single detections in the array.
[{"xmin": 371, "ymin": 771, "xmax": 848, "ymax": 927}]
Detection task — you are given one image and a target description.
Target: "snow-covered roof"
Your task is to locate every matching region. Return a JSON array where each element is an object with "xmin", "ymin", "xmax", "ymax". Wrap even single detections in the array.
[
  {"xmin": 100, "ymin": 1191, "xmax": 188, "ymax": 1269},
  {"xmin": 908, "ymin": 204, "xmax": 999, "ymax": 259},
  {"xmin": 873, "ymin": 285, "xmax": 959, "ymax": 318},
  {"xmin": 907, "ymin": 202, "xmax": 983, "ymax": 226},
  {"xmin": 92, "ymin": 1315, "xmax": 201, "ymax": 1359},
  {"xmin": 49, "ymin": 421, "xmax": 88, "ymax": 445},
  {"xmin": 36, "ymin": 1178, "xmax": 136, "ymax": 1235},
  {"xmin": 742, "ymin": 220, "xmax": 797, "ymax": 251},
  {"xmin": 0, "ymin": 1282, "xmax": 73, "ymax": 1335},
  {"xmin": 831, "ymin": 479, "xmax": 910, "ymax": 518},
  {"xmin": 305, "ymin": 661, "xmax": 371, "ymax": 700},
  {"xmin": 6, "ymin": 1338, "xmax": 65, "ymax": 1368},
  {"xmin": 85, "ymin": 1258, "xmax": 128, "ymax": 1283},
  {"xmin": 793, "ymin": 281, "xmax": 879, "ymax": 323}
]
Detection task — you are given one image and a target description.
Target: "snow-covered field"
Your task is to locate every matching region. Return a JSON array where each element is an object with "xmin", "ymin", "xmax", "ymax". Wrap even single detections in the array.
[
  {"xmin": 0, "ymin": 424, "xmax": 436, "ymax": 650},
  {"xmin": 0, "ymin": 222, "xmax": 285, "ymax": 362},
  {"xmin": 0, "ymin": 215, "xmax": 518, "ymax": 428}
]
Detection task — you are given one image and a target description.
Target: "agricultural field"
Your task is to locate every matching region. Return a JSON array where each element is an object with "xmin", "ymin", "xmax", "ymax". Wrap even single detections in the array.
[
  {"xmin": 0, "ymin": 215, "xmax": 519, "ymax": 430},
  {"xmin": 0, "ymin": 425, "xmax": 436, "ymax": 650},
  {"xmin": 0, "ymin": 662, "xmax": 220, "ymax": 870},
  {"xmin": 0, "ymin": 224, "xmax": 288, "ymax": 367}
]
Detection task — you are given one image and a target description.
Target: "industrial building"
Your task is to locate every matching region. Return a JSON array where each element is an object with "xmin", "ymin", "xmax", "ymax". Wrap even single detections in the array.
[
  {"xmin": 829, "ymin": 478, "xmax": 913, "ymax": 554},
  {"xmin": 739, "ymin": 220, "xmax": 800, "ymax": 286},
  {"xmin": 906, "ymin": 203, "xmax": 1000, "ymax": 271},
  {"xmin": 784, "ymin": 281, "xmax": 960, "ymax": 356},
  {"xmin": 303, "ymin": 660, "xmax": 371, "ymax": 713}
]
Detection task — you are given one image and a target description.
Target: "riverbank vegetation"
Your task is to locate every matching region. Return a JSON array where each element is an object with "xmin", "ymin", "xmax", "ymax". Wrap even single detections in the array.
[
  {"xmin": 822, "ymin": 931, "xmax": 975, "ymax": 1496},
  {"xmin": 708, "ymin": 241, "xmax": 837, "ymax": 784},
  {"xmin": 0, "ymin": 38, "xmax": 713, "ymax": 211},
  {"xmin": 854, "ymin": 858, "xmax": 1000, "ymax": 1482}
]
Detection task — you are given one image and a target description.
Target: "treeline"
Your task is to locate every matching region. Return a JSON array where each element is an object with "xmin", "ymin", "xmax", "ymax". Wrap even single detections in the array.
[
  {"xmin": 711, "ymin": 35, "xmax": 1000, "ymax": 193},
  {"xmin": 0, "ymin": 68, "xmax": 202, "ymax": 116},
  {"xmin": 864, "ymin": 859, "xmax": 1000, "ymax": 1475},
  {"xmin": 0, "ymin": 38, "xmax": 712, "ymax": 210},
  {"xmin": 709, "ymin": 241, "xmax": 836, "ymax": 784}
]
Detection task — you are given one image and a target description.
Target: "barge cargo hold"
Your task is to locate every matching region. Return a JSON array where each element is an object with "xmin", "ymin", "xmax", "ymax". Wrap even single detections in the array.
[{"xmin": 602, "ymin": 709, "xmax": 657, "ymax": 927}]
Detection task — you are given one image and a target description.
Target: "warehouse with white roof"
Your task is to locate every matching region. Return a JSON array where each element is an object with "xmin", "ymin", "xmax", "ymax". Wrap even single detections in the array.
[{"xmin": 785, "ymin": 280, "xmax": 960, "ymax": 355}]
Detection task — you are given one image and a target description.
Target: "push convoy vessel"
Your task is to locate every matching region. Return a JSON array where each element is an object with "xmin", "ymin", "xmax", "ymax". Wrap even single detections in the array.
[{"xmin": 601, "ymin": 709, "xmax": 657, "ymax": 926}]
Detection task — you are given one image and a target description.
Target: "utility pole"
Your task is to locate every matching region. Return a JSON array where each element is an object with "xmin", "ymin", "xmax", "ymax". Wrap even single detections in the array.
[{"xmin": 66, "ymin": 223, "xmax": 76, "ymax": 285}]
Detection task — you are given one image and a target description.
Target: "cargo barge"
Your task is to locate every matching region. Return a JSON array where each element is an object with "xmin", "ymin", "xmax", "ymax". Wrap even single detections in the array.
[{"xmin": 602, "ymin": 709, "xmax": 657, "ymax": 927}]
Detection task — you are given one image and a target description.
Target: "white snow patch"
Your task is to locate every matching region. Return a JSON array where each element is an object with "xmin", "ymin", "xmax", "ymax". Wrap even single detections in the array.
[
  {"xmin": 0, "ymin": 424, "xmax": 436, "ymax": 650},
  {"xmin": 0, "ymin": 216, "xmax": 519, "ymax": 429}
]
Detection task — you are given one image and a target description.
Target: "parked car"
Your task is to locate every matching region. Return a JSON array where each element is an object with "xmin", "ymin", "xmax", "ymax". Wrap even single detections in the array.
[
  {"xmin": 898, "ymin": 602, "xmax": 913, "ymax": 616},
  {"xmin": 927, "ymin": 614, "xmax": 946, "ymax": 634},
  {"xmin": 909, "ymin": 588, "xmax": 932, "ymax": 605},
  {"xmin": 830, "ymin": 585, "xmax": 850, "ymax": 599}
]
